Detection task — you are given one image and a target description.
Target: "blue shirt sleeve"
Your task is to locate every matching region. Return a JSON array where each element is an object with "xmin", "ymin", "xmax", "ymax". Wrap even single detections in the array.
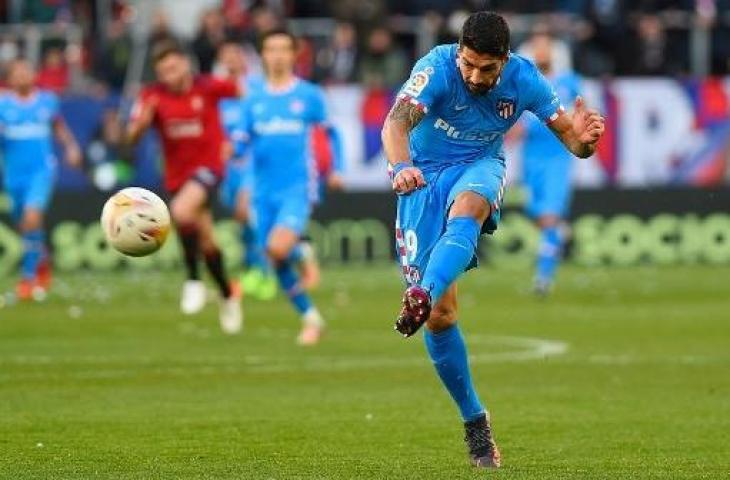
[
  {"xmin": 524, "ymin": 65, "xmax": 562, "ymax": 123},
  {"xmin": 396, "ymin": 53, "xmax": 448, "ymax": 113}
]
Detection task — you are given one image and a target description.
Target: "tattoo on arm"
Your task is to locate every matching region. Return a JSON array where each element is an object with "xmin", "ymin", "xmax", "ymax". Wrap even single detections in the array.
[{"xmin": 386, "ymin": 99, "xmax": 425, "ymax": 131}]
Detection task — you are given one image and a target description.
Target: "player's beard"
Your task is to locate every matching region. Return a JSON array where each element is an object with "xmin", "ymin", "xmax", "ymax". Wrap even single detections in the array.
[{"xmin": 465, "ymin": 81, "xmax": 492, "ymax": 96}]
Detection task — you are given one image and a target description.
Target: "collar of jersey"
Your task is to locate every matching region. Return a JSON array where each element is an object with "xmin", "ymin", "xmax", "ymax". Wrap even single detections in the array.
[
  {"xmin": 10, "ymin": 90, "xmax": 39, "ymax": 104},
  {"xmin": 265, "ymin": 77, "xmax": 299, "ymax": 95}
]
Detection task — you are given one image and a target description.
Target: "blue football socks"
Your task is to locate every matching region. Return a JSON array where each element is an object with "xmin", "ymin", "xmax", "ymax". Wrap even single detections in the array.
[
  {"xmin": 21, "ymin": 230, "xmax": 44, "ymax": 280},
  {"xmin": 536, "ymin": 226, "xmax": 563, "ymax": 286},
  {"xmin": 275, "ymin": 261, "xmax": 312, "ymax": 315},
  {"xmin": 420, "ymin": 216, "xmax": 481, "ymax": 304},
  {"xmin": 424, "ymin": 324, "xmax": 485, "ymax": 422},
  {"xmin": 241, "ymin": 222, "xmax": 266, "ymax": 270}
]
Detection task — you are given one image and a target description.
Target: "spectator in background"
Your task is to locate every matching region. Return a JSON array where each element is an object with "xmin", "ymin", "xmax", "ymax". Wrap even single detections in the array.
[
  {"xmin": 628, "ymin": 12, "xmax": 686, "ymax": 75},
  {"xmin": 148, "ymin": 10, "xmax": 176, "ymax": 49},
  {"xmin": 358, "ymin": 27, "xmax": 407, "ymax": 90},
  {"xmin": 244, "ymin": 7, "xmax": 281, "ymax": 45},
  {"xmin": 574, "ymin": 0, "xmax": 630, "ymax": 76},
  {"xmin": 36, "ymin": 47, "xmax": 69, "ymax": 93},
  {"xmin": 314, "ymin": 22, "xmax": 358, "ymax": 84},
  {"xmin": 192, "ymin": 8, "xmax": 229, "ymax": 74},
  {"xmin": 95, "ymin": 17, "xmax": 132, "ymax": 93}
]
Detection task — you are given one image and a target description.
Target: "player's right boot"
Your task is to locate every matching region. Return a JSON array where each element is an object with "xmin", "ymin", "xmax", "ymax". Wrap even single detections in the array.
[
  {"xmin": 180, "ymin": 280, "xmax": 206, "ymax": 314},
  {"xmin": 394, "ymin": 285, "xmax": 432, "ymax": 337},
  {"xmin": 464, "ymin": 414, "xmax": 501, "ymax": 469}
]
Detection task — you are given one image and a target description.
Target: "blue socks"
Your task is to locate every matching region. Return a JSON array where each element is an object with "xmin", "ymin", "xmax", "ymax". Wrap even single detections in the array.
[
  {"xmin": 241, "ymin": 222, "xmax": 266, "ymax": 270},
  {"xmin": 275, "ymin": 261, "xmax": 312, "ymax": 315},
  {"xmin": 420, "ymin": 216, "xmax": 480, "ymax": 304},
  {"xmin": 536, "ymin": 226, "xmax": 563, "ymax": 285},
  {"xmin": 21, "ymin": 230, "xmax": 44, "ymax": 280},
  {"xmin": 424, "ymin": 324, "xmax": 485, "ymax": 422}
]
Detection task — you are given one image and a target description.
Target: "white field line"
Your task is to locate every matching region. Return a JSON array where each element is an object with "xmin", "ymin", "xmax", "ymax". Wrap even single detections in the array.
[{"xmin": 0, "ymin": 335, "xmax": 568, "ymax": 381}]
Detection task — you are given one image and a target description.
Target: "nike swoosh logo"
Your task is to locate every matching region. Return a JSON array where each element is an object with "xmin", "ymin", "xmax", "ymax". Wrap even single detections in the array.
[
  {"xmin": 467, "ymin": 183, "xmax": 485, "ymax": 187},
  {"xmin": 455, "ymin": 105, "xmax": 468, "ymax": 111}
]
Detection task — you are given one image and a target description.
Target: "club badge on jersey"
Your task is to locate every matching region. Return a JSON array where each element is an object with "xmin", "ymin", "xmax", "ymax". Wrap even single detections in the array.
[{"xmin": 496, "ymin": 98, "xmax": 516, "ymax": 119}]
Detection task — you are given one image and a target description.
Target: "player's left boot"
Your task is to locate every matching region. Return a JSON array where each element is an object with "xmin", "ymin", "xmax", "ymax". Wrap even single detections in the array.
[
  {"xmin": 464, "ymin": 413, "xmax": 501, "ymax": 469},
  {"xmin": 394, "ymin": 285, "xmax": 432, "ymax": 337},
  {"xmin": 219, "ymin": 282, "xmax": 243, "ymax": 335}
]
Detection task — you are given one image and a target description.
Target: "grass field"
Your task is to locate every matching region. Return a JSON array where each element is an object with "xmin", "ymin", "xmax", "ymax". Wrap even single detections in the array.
[{"xmin": 1, "ymin": 265, "xmax": 729, "ymax": 479}]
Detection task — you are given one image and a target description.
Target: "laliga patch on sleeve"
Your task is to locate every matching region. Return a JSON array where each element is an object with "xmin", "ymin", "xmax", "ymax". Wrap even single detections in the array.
[{"xmin": 402, "ymin": 71, "xmax": 430, "ymax": 98}]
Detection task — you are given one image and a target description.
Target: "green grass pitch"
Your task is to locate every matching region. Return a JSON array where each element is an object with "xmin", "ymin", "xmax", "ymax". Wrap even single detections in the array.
[{"xmin": 1, "ymin": 265, "xmax": 728, "ymax": 479}]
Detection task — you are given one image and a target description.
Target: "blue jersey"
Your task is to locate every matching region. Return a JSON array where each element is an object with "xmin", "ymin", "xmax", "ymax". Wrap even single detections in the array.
[
  {"xmin": 522, "ymin": 71, "xmax": 580, "ymax": 164},
  {"xmin": 241, "ymin": 78, "xmax": 327, "ymax": 201},
  {"xmin": 398, "ymin": 44, "xmax": 562, "ymax": 172},
  {"xmin": 0, "ymin": 90, "xmax": 59, "ymax": 185}
]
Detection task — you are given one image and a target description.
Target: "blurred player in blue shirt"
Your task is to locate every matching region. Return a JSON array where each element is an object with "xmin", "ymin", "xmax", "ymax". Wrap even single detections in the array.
[
  {"xmin": 0, "ymin": 59, "xmax": 81, "ymax": 301},
  {"xmin": 215, "ymin": 41, "xmax": 276, "ymax": 301},
  {"xmin": 518, "ymin": 31, "xmax": 581, "ymax": 295},
  {"xmin": 381, "ymin": 12, "xmax": 604, "ymax": 468},
  {"xmin": 241, "ymin": 30, "xmax": 342, "ymax": 346}
]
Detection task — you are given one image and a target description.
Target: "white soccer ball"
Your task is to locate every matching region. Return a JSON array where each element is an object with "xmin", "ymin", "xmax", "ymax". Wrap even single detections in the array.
[{"xmin": 101, "ymin": 187, "xmax": 171, "ymax": 257}]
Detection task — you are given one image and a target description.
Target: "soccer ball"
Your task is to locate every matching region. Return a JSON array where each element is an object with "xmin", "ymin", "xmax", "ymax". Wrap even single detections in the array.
[{"xmin": 101, "ymin": 187, "xmax": 171, "ymax": 257}]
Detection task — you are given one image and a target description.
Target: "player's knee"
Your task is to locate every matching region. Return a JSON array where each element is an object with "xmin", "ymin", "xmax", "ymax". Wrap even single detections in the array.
[
  {"xmin": 170, "ymin": 199, "xmax": 194, "ymax": 225},
  {"xmin": 538, "ymin": 215, "xmax": 560, "ymax": 229},
  {"xmin": 450, "ymin": 191, "xmax": 491, "ymax": 224},
  {"xmin": 20, "ymin": 209, "xmax": 43, "ymax": 232},
  {"xmin": 427, "ymin": 305, "xmax": 457, "ymax": 333},
  {"xmin": 267, "ymin": 243, "xmax": 289, "ymax": 265}
]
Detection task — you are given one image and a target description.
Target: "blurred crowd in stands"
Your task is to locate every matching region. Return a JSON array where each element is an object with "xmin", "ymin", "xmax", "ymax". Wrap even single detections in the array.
[{"xmin": 0, "ymin": 0, "xmax": 728, "ymax": 95}]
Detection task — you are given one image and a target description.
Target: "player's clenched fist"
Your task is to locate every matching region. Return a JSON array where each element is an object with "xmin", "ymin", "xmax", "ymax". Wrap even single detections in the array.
[{"xmin": 391, "ymin": 164, "xmax": 426, "ymax": 194}]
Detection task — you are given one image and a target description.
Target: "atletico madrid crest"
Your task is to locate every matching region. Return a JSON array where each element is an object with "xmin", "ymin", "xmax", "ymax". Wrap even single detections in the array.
[{"xmin": 496, "ymin": 98, "xmax": 515, "ymax": 119}]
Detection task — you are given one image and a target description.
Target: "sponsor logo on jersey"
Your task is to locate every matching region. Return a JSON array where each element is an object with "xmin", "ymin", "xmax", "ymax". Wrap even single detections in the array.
[
  {"xmin": 496, "ymin": 98, "xmax": 515, "ymax": 119},
  {"xmin": 433, "ymin": 118, "xmax": 502, "ymax": 143},
  {"xmin": 253, "ymin": 117, "xmax": 305, "ymax": 135},
  {"xmin": 402, "ymin": 71, "xmax": 430, "ymax": 98},
  {"xmin": 3, "ymin": 123, "xmax": 51, "ymax": 140},
  {"xmin": 165, "ymin": 119, "xmax": 204, "ymax": 138}
]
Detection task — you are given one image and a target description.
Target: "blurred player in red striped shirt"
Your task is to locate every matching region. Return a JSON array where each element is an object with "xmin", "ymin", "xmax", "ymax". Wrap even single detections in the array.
[{"xmin": 126, "ymin": 40, "xmax": 242, "ymax": 334}]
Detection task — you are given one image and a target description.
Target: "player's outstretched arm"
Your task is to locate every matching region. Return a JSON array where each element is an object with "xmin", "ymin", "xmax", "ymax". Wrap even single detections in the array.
[
  {"xmin": 381, "ymin": 98, "xmax": 427, "ymax": 194},
  {"xmin": 125, "ymin": 95, "xmax": 158, "ymax": 146},
  {"xmin": 548, "ymin": 96, "xmax": 605, "ymax": 158},
  {"xmin": 53, "ymin": 118, "xmax": 82, "ymax": 168}
]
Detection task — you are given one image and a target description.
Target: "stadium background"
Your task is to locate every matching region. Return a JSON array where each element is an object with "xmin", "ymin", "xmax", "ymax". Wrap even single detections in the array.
[
  {"xmin": 1, "ymin": 3, "xmax": 729, "ymax": 479},
  {"xmin": 0, "ymin": 0, "xmax": 729, "ymax": 273}
]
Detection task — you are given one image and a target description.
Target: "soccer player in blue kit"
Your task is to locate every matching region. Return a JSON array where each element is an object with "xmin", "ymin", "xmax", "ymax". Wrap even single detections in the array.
[
  {"xmin": 381, "ymin": 12, "xmax": 605, "ymax": 468},
  {"xmin": 519, "ymin": 30, "xmax": 581, "ymax": 295},
  {"xmin": 0, "ymin": 59, "xmax": 81, "ymax": 300},
  {"xmin": 215, "ymin": 41, "xmax": 277, "ymax": 300},
  {"xmin": 241, "ymin": 29, "xmax": 341, "ymax": 346}
]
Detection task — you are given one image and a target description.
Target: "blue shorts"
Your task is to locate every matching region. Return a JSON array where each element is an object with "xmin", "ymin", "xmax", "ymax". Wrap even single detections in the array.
[
  {"xmin": 523, "ymin": 156, "xmax": 572, "ymax": 219},
  {"xmin": 5, "ymin": 169, "xmax": 55, "ymax": 222},
  {"xmin": 395, "ymin": 159, "xmax": 506, "ymax": 284},
  {"xmin": 253, "ymin": 188, "xmax": 311, "ymax": 248},
  {"xmin": 219, "ymin": 159, "xmax": 254, "ymax": 211}
]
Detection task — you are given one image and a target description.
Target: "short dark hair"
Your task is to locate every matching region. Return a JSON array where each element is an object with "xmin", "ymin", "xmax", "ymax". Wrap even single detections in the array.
[
  {"xmin": 258, "ymin": 28, "xmax": 297, "ymax": 52},
  {"xmin": 151, "ymin": 39, "xmax": 185, "ymax": 65},
  {"xmin": 459, "ymin": 11, "xmax": 510, "ymax": 58}
]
